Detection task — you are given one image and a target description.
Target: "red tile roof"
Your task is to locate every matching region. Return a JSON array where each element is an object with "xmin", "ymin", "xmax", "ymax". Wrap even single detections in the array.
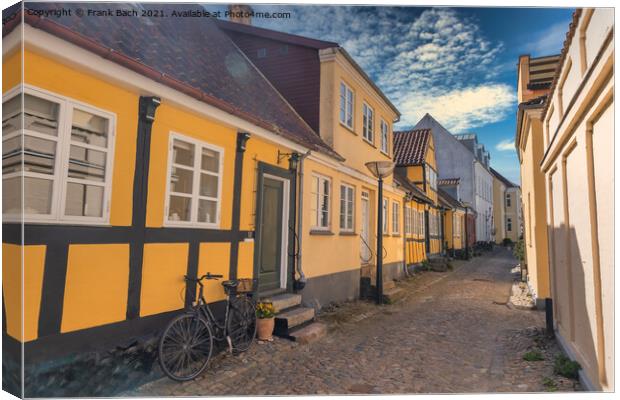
[
  {"xmin": 393, "ymin": 129, "xmax": 431, "ymax": 166},
  {"xmin": 5, "ymin": 3, "xmax": 342, "ymax": 160}
]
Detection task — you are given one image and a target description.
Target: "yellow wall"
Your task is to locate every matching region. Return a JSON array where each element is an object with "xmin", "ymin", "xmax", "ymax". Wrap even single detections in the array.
[
  {"xmin": 62, "ymin": 244, "xmax": 129, "ymax": 333},
  {"xmin": 2, "ymin": 244, "xmax": 46, "ymax": 342},
  {"xmin": 22, "ymin": 48, "xmax": 139, "ymax": 226},
  {"xmin": 319, "ymin": 51, "xmax": 398, "ymax": 181},
  {"xmin": 404, "ymin": 200, "xmax": 427, "ymax": 265},
  {"xmin": 493, "ymin": 176, "xmax": 507, "ymax": 243}
]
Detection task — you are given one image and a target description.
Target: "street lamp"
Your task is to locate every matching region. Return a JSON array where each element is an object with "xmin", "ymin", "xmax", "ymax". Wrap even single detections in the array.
[{"xmin": 365, "ymin": 160, "xmax": 395, "ymax": 304}]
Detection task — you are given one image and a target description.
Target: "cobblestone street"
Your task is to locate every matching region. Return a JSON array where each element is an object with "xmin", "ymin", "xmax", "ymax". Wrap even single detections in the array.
[{"xmin": 129, "ymin": 248, "xmax": 579, "ymax": 395}]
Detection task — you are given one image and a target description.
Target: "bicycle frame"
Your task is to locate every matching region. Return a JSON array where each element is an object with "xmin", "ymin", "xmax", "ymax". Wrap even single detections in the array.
[{"xmin": 191, "ymin": 279, "xmax": 233, "ymax": 342}]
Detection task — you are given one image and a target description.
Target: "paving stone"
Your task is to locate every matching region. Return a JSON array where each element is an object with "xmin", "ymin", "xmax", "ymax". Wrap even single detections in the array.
[
  {"xmin": 128, "ymin": 248, "xmax": 580, "ymax": 396},
  {"xmin": 291, "ymin": 322, "xmax": 327, "ymax": 344}
]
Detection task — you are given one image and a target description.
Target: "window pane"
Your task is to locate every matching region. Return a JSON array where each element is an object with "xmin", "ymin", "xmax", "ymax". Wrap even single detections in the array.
[
  {"xmin": 71, "ymin": 109, "xmax": 108, "ymax": 147},
  {"xmin": 199, "ymin": 173, "xmax": 218, "ymax": 197},
  {"xmin": 339, "ymin": 206, "xmax": 345, "ymax": 229},
  {"xmin": 2, "ymin": 176, "xmax": 22, "ymax": 214},
  {"xmin": 170, "ymin": 166, "xmax": 193, "ymax": 194},
  {"xmin": 22, "ymin": 94, "xmax": 60, "ymax": 136},
  {"xmin": 172, "ymin": 139, "xmax": 195, "ymax": 167},
  {"xmin": 197, "ymin": 199, "xmax": 217, "ymax": 223},
  {"xmin": 168, "ymin": 195, "xmax": 191, "ymax": 221},
  {"xmin": 68, "ymin": 145, "xmax": 105, "ymax": 181},
  {"xmin": 2, "ymin": 136, "xmax": 22, "ymax": 174},
  {"xmin": 201, "ymin": 148, "xmax": 219, "ymax": 173},
  {"xmin": 65, "ymin": 182, "xmax": 103, "ymax": 217},
  {"xmin": 2, "ymin": 95, "xmax": 22, "ymax": 136}
]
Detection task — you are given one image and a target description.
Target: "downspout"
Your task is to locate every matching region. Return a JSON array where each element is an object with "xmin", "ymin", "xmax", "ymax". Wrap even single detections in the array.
[
  {"xmin": 402, "ymin": 193, "xmax": 410, "ymax": 277},
  {"xmin": 293, "ymin": 150, "xmax": 312, "ymax": 291}
]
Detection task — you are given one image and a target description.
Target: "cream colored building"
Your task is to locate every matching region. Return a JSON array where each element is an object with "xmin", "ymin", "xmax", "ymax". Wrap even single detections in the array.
[
  {"xmin": 539, "ymin": 8, "xmax": 614, "ymax": 391},
  {"xmin": 491, "ymin": 169, "xmax": 507, "ymax": 243},
  {"xmin": 504, "ymin": 186, "xmax": 522, "ymax": 242},
  {"xmin": 516, "ymin": 54, "xmax": 558, "ymax": 306},
  {"xmin": 491, "ymin": 168, "xmax": 522, "ymax": 243}
]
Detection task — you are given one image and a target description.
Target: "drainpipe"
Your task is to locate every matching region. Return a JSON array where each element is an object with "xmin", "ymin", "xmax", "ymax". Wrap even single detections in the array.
[
  {"xmin": 402, "ymin": 194, "xmax": 410, "ymax": 277},
  {"xmin": 293, "ymin": 150, "xmax": 312, "ymax": 291}
]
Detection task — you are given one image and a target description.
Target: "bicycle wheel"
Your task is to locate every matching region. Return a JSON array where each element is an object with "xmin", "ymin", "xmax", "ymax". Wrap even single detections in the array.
[
  {"xmin": 226, "ymin": 296, "xmax": 257, "ymax": 353},
  {"xmin": 158, "ymin": 312, "xmax": 213, "ymax": 381}
]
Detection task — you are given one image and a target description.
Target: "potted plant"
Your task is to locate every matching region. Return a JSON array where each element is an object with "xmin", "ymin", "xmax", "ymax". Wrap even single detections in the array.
[{"xmin": 255, "ymin": 301, "xmax": 276, "ymax": 341}]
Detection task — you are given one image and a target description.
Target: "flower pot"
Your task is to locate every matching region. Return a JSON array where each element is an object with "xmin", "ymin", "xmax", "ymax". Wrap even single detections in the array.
[{"xmin": 257, "ymin": 317, "xmax": 275, "ymax": 341}]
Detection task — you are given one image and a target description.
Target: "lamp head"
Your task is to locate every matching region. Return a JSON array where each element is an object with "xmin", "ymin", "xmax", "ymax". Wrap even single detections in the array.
[{"xmin": 365, "ymin": 161, "xmax": 395, "ymax": 179}]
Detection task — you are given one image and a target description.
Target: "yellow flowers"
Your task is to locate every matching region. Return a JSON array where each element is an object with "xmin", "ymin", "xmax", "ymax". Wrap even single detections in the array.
[{"xmin": 255, "ymin": 301, "xmax": 275, "ymax": 319}]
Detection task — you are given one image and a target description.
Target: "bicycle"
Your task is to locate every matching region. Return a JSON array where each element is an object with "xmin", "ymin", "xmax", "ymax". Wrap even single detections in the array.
[{"xmin": 158, "ymin": 273, "xmax": 257, "ymax": 381}]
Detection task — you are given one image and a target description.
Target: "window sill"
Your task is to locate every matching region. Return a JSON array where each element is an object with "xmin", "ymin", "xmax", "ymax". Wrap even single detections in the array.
[
  {"xmin": 339, "ymin": 122, "xmax": 356, "ymax": 135},
  {"xmin": 339, "ymin": 231, "xmax": 357, "ymax": 236},
  {"xmin": 380, "ymin": 149, "xmax": 390, "ymax": 157},
  {"xmin": 310, "ymin": 229, "xmax": 334, "ymax": 236},
  {"xmin": 363, "ymin": 138, "xmax": 377, "ymax": 149}
]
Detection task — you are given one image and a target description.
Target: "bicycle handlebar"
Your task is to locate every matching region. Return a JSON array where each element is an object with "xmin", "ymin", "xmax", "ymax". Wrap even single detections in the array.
[{"xmin": 184, "ymin": 273, "xmax": 223, "ymax": 284}]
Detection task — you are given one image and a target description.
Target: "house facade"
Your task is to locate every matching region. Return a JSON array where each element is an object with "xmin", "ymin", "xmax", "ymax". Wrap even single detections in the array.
[
  {"xmin": 515, "ymin": 53, "xmax": 558, "ymax": 307},
  {"xmin": 437, "ymin": 189, "xmax": 466, "ymax": 256},
  {"xmin": 491, "ymin": 167, "xmax": 522, "ymax": 243},
  {"xmin": 393, "ymin": 128, "xmax": 443, "ymax": 258},
  {"xmin": 539, "ymin": 8, "xmax": 613, "ymax": 391},
  {"xmin": 216, "ymin": 15, "xmax": 407, "ymax": 305}
]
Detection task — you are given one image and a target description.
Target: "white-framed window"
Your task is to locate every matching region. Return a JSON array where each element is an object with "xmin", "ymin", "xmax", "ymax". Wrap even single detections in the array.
[
  {"xmin": 425, "ymin": 165, "xmax": 437, "ymax": 191},
  {"xmin": 362, "ymin": 103, "xmax": 374, "ymax": 143},
  {"xmin": 380, "ymin": 119, "xmax": 389, "ymax": 154},
  {"xmin": 507, "ymin": 217, "xmax": 512, "ymax": 232},
  {"xmin": 165, "ymin": 133, "xmax": 223, "ymax": 227},
  {"xmin": 506, "ymin": 193, "xmax": 511, "ymax": 207},
  {"xmin": 2, "ymin": 85, "xmax": 116, "ymax": 224},
  {"xmin": 311, "ymin": 174, "xmax": 331, "ymax": 229},
  {"xmin": 382, "ymin": 197, "xmax": 388, "ymax": 234},
  {"xmin": 339, "ymin": 82, "xmax": 354, "ymax": 129},
  {"xmin": 339, "ymin": 183, "xmax": 355, "ymax": 232},
  {"xmin": 392, "ymin": 201, "xmax": 400, "ymax": 234},
  {"xmin": 420, "ymin": 210, "xmax": 425, "ymax": 236}
]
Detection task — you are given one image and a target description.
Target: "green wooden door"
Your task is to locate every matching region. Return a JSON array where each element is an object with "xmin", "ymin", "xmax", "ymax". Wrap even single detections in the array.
[{"xmin": 258, "ymin": 176, "xmax": 284, "ymax": 292}]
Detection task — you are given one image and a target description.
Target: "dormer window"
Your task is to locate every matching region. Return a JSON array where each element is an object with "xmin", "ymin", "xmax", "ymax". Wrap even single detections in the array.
[
  {"xmin": 339, "ymin": 82, "xmax": 354, "ymax": 129},
  {"xmin": 362, "ymin": 103, "xmax": 374, "ymax": 143}
]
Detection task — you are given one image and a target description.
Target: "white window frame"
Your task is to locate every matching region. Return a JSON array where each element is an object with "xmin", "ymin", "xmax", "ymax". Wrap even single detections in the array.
[
  {"xmin": 382, "ymin": 197, "xmax": 388, "ymax": 234},
  {"xmin": 506, "ymin": 193, "xmax": 511, "ymax": 207},
  {"xmin": 392, "ymin": 200, "xmax": 400, "ymax": 235},
  {"xmin": 404, "ymin": 205, "xmax": 411, "ymax": 234},
  {"xmin": 2, "ymin": 84, "xmax": 116, "ymax": 225},
  {"xmin": 380, "ymin": 119, "xmax": 389, "ymax": 154},
  {"xmin": 311, "ymin": 173, "xmax": 331, "ymax": 230},
  {"xmin": 164, "ymin": 132, "xmax": 224, "ymax": 228},
  {"xmin": 339, "ymin": 183, "xmax": 355, "ymax": 232},
  {"xmin": 507, "ymin": 217, "xmax": 512, "ymax": 232},
  {"xmin": 339, "ymin": 81, "xmax": 354, "ymax": 130},
  {"xmin": 362, "ymin": 102, "xmax": 374, "ymax": 143}
]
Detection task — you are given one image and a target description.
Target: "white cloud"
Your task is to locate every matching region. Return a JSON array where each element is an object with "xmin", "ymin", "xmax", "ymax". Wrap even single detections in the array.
[
  {"xmin": 230, "ymin": 6, "xmax": 512, "ymax": 133},
  {"xmin": 398, "ymin": 84, "xmax": 516, "ymax": 132},
  {"xmin": 496, "ymin": 139, "xmax": 516, "ymax": 151}
]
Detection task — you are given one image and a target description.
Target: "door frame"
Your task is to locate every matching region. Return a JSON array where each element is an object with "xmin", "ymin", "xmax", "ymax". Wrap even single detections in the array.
[{"xmin": 253, "ymin": 162, "xmax": 296, "ymax": 295}]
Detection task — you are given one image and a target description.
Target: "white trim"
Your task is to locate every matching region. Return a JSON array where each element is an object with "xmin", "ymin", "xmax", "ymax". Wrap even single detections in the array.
[
  {"xmin": 382, "ymin": 197, "xmax": 389, "ymax": 235},
  {"xmin": 163, "ymin": 132, "xmax": 224, "ymax": 229},
  {"xmin": 380, "ymin": 118, "xmax": 390, "ymax": 155},
  {"xmin": 391, "ymin": 200, "xmax": 400, "ymax": 235},
  {"xmin": 339, "ymin": 80, "xmax": 354, "ymax": 130},
  {"xmin": 12, "ymin": 24, "xmax": 315, "ymax": 158},
  {"xmin": 263, "ymin": 173, "xmax": 290, "ymax": 290},
  {"xmin": 362, "ymin": 102, "xmax": 375, "ymax": 144},
  {"xmin": 2, "ymin": 84, "xmax": 116, "ymax": 225},
  {"xmin": 339, "ymin": 182, "xmax": 355, "ymax": 232},
  {"xmin": 310, "ymin": 173, "xmax": 331, "ymax": 231},
  {"xmin": 7, "ymin": 26, "xmax": 409, "ymax": 200}
]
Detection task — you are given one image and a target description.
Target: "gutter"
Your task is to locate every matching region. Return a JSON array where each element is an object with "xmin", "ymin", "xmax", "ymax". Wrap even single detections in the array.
[
  {"xmin": 13, "ymin": 11, "xmax": 345, "ymax": 163},
  {"xmin": 293, "ymin": 150, "xmax": 312, "ymax": 290}
]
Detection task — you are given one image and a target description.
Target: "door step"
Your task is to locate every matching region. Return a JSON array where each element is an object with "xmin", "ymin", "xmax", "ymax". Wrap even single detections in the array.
[
  {"xmin": 267, "ymin": 293, "xmax": 302, "ymax": 313},
  {"xmin": 290, "ymin": 322, "xmax": 327, "ymax": 344},
  {"xmin": 275, "ymin": 307, "xmax": 315, "ymax": 330}
]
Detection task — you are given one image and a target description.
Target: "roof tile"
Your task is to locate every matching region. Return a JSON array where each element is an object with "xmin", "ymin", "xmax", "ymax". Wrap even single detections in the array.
[{"xmin": 393, "ymin": 129, "xmax": 431, "ymax": 166}]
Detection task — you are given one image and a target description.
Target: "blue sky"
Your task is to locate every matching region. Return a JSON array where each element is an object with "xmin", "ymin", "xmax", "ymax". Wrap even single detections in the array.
[{"xmin": 207, "ymin": 5, "xmax": 574, "ymax": 183}]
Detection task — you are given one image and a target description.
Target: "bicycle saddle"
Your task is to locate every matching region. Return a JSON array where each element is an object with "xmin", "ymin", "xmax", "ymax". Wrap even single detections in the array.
[{"xmin": 221, "ymin": 280, "xmax": 239, "ymax": 288}]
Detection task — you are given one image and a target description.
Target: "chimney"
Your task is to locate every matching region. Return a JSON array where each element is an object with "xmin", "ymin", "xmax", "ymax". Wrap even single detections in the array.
[{"xmin": 228, "ymin": 4, "xmax": 253, "ymax": 25}]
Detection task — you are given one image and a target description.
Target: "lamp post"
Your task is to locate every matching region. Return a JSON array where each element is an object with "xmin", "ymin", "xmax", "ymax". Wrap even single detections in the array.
[{"xmin": 365, "ymin": 161, "xmax": 395, "ymax": 304}]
